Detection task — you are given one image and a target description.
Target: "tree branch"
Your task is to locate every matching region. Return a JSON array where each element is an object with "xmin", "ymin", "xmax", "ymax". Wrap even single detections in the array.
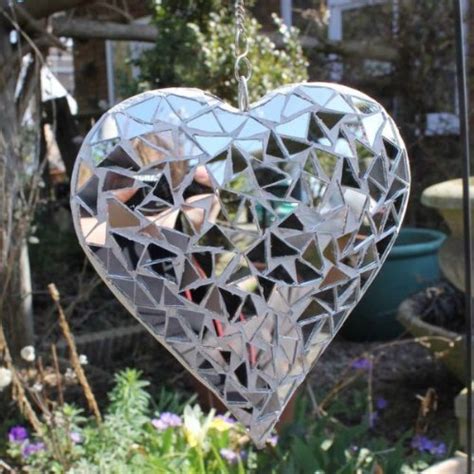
[
  {"xmin": 15, "ymin": 4, "xmax": 66, "ymax": 50},
  {"xmin": 20, "ymin": 0, "xmax": 94, "ymax": 20},
  {"xmin": 270, "ymin": 33, "xmax": 399, "ymax": 62},
  {"xmin": 51, "ymin": 16, "xmax": 159, "ymax": 42},
  {"xmin": 318, "ymin": 39, "xmax": 399, "ymax": 63},
  {"xmin": 48, "ymin": 284, "xmax": 102, "ymax": 424},
  {"xmin": 51, "ymin": 16, "xmax": 399, "ymax": 63}
]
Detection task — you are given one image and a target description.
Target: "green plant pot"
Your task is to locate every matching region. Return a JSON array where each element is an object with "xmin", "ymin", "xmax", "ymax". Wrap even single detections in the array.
[{"xmin": 341, "ymin": 227, "xmax": 446, "ymax": 341}]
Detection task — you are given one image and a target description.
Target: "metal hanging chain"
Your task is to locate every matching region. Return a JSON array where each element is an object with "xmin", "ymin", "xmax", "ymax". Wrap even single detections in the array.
[
  {"xmin": 392, "ymin": 0, "xmax": 400, "ymax": 40},
  {"xmin": 234, "ymin": 0, "xmax": 252, "ymax": 111}
]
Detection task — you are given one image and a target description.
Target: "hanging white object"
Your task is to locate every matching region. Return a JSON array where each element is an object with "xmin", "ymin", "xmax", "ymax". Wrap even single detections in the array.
[
  {"xmin": 41, "ymin": 66, "xmax": 77, "ymax": 114},
  {"xmin": 70, "ymin": 82, "xmax": 410, "ymax": 447}
]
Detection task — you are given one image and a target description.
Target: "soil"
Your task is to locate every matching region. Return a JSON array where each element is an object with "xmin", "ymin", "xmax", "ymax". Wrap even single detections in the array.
[
  {"xmin": 309, "ymin": 336, "xmax": 462, "ymax": 443},
  {"xmin": 410, "ymin": 281, "xmax": 465, "ymax": 334}
]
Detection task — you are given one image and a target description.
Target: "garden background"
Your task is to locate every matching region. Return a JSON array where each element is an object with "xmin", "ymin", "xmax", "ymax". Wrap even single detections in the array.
[{"xmin": 0, "ymin": 0, "xmax": 472, "ymax": 472}]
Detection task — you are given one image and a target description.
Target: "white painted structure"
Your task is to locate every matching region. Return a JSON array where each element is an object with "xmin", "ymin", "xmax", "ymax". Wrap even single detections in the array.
[
  {"xmin": 280, "ymin": 0, "xmax": 293, "ymax": 27},
  {"xmin": 328, "ymin": 0, "xmax": 388, "ymax": 41}
]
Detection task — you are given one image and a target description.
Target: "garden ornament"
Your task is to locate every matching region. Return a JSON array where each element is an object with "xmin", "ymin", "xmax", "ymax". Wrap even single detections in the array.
[{"xmin": 71, "ymin": 0, "xmax": 410, "ymax": 447}]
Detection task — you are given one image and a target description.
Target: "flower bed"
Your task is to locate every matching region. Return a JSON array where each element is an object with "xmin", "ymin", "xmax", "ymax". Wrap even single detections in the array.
[{"xmin": 2, "ymin": 368, "xmax": 452, "ymax": 473}]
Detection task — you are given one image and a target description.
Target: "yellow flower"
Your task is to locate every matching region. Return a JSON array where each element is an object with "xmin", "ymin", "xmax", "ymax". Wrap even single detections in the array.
[
  {"xmin": 210, "ymin": 417, "xmax": 233, "ymax": 432},
  {"xmin": 183, "ymin": 405, "xmax": 215, "ymax": 448}
]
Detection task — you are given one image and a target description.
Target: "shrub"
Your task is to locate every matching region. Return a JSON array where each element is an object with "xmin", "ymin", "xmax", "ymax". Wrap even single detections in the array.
[{"xmin": 137, "ymin": 7, "xmax": 308, "ymax": 105}]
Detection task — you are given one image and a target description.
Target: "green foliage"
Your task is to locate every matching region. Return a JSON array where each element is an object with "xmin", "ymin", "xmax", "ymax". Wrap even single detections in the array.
[
  {"xmin": 5, "ymin": 369, "xmax": 450, "ymax": 473},
  {"xmin": 78, "ymin": 369, "xmax": 151, "ymax": 472},
  {"xmin": 254, "ymin": 397, "xmax": 435, "ymax": 474},
  {"xmin": 108, "ymin": 368, "xmax": 151, "ymax": 420},
  {"xmin": 152, "ymin": 0, "xmax": 232, "ymax": 30},
  {"xmin": 153, "ymin": 385, "xmax": 197, "ymax": 415},
  {"xmin": 137, "ymin": 7, "xmax": 308, "ymax": 105}
]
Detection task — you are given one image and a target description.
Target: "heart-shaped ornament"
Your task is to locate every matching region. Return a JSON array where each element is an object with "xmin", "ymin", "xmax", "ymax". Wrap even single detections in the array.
[{"xmin": 71, "ymin": 82, "xmax": 410, "ymax": 447}]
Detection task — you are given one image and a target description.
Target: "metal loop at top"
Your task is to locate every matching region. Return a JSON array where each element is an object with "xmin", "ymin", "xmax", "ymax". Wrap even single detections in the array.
[
  {"xmin": 235, "ymin": 29, "xmax": 249, "ymax": 57},
  {"xmin": 238, "ymin": 75, "xmax": 250, "ymax": 112},
  {"xmin": 234, "ymin": 0, "xmax": 252, "ymax": 106},
  {"xmin": 234, "ymin": 55, "xmax": 252, "ymax": 82}
]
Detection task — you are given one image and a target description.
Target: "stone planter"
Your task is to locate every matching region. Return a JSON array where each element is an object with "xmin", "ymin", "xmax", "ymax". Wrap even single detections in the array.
[
  {"xmin": 454, "ymin": 385, "xmax": 474, "ymax": 450},
  {"xmin": 421, "ymin": 454, "xmax": 467, "ymax": 474},
  {"xmin": 397, "ymin": 297, "xmax": 467, "ymax": 382},
  {"xmin": 421, "ymin": 178, "xmax": 474, "ymax": 293}
]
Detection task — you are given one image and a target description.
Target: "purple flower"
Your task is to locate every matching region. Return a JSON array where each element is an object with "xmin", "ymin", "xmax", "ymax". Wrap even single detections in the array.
[
  {"xmin": 216, "ymin": 414, "xmax": 236, "ymax": 424},
  {"xmin": 8, "ymin": 426, "xmax": 28, "ymax": 443},
  {"xmin": 70, "ymin": 432, "xmax": 82, "ymax": 444},
  {"xmin": 267, "ymin": 434, "xmax": 279, "ymax": 447},
  {"xmin": 220, "ymin": 448, "xmax": 239, "ymax": 464},
  {"xmin": 431, "ymin": 442, "xmax": 447, "ymax": 458},
  {"xmin": 368, "ymin": 411, "xmax": 379, "ymax": 428},
  {"xmin": 351, "ymin": 358, "xmax": 372, "ymax": 371},
  {"xmin": 410, "ymin": 436, "xmax": 421, "ymax": 450},
  {"xmin": 160, "ymin": 412, "xmax": 182, "ymax": 427},
  {"xmin": 151, "ymin": 418, "xmax": 168, "ymax": 431},
  {"xmin": 411, "ymin": 435, "xmax": 446, "ymax": 457},
  {"xmin": 152, "ymin": 412, "xmax": 182, "ymax": 431},
  {"xmin": 22, "ymin": 442, "xmax": 45, "ymax": 458},
  {"xmin": 411, "ymin": 435, "xmax": 434, "ymax": 452},
  {"xmin": 376, "ymin": 397, "xmax": 388, "ymax": 410}
]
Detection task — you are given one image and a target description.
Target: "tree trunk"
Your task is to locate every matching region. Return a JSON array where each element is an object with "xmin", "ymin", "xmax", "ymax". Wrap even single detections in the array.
[
  {"xmin": 0, "ymin": 4, "xmax": 35, "ymax": 355},
  {"xmin": 73, "ymin": 38, "xmax": 109, "ymax": 127}
]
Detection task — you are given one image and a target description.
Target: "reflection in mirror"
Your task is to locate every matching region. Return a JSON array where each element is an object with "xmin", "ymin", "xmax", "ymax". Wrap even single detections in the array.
[{"xmin": 71, "ymin": 85, "xmax": 409, "ymax": 445}]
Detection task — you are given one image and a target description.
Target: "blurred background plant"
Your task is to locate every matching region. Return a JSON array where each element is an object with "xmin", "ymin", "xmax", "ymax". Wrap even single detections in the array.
[{"xmin": 135, "ymin": 2, "xmax": 308, "ymax": 104}]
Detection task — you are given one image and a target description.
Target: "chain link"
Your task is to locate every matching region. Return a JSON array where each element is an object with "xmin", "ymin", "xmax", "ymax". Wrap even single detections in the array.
[
  {"xmin": 234, "ymin": 0, "xmax": 252, "ymax": 111},
  {"xmin": 392, "ymin": 0, "xmax": 400, "ymax": 40}
]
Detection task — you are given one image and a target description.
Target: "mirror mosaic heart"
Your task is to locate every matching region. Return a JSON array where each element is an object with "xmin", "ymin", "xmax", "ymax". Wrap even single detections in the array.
[{"xmin": 71, "ymin": 82, "xmax": 410, "ymax": 447}]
